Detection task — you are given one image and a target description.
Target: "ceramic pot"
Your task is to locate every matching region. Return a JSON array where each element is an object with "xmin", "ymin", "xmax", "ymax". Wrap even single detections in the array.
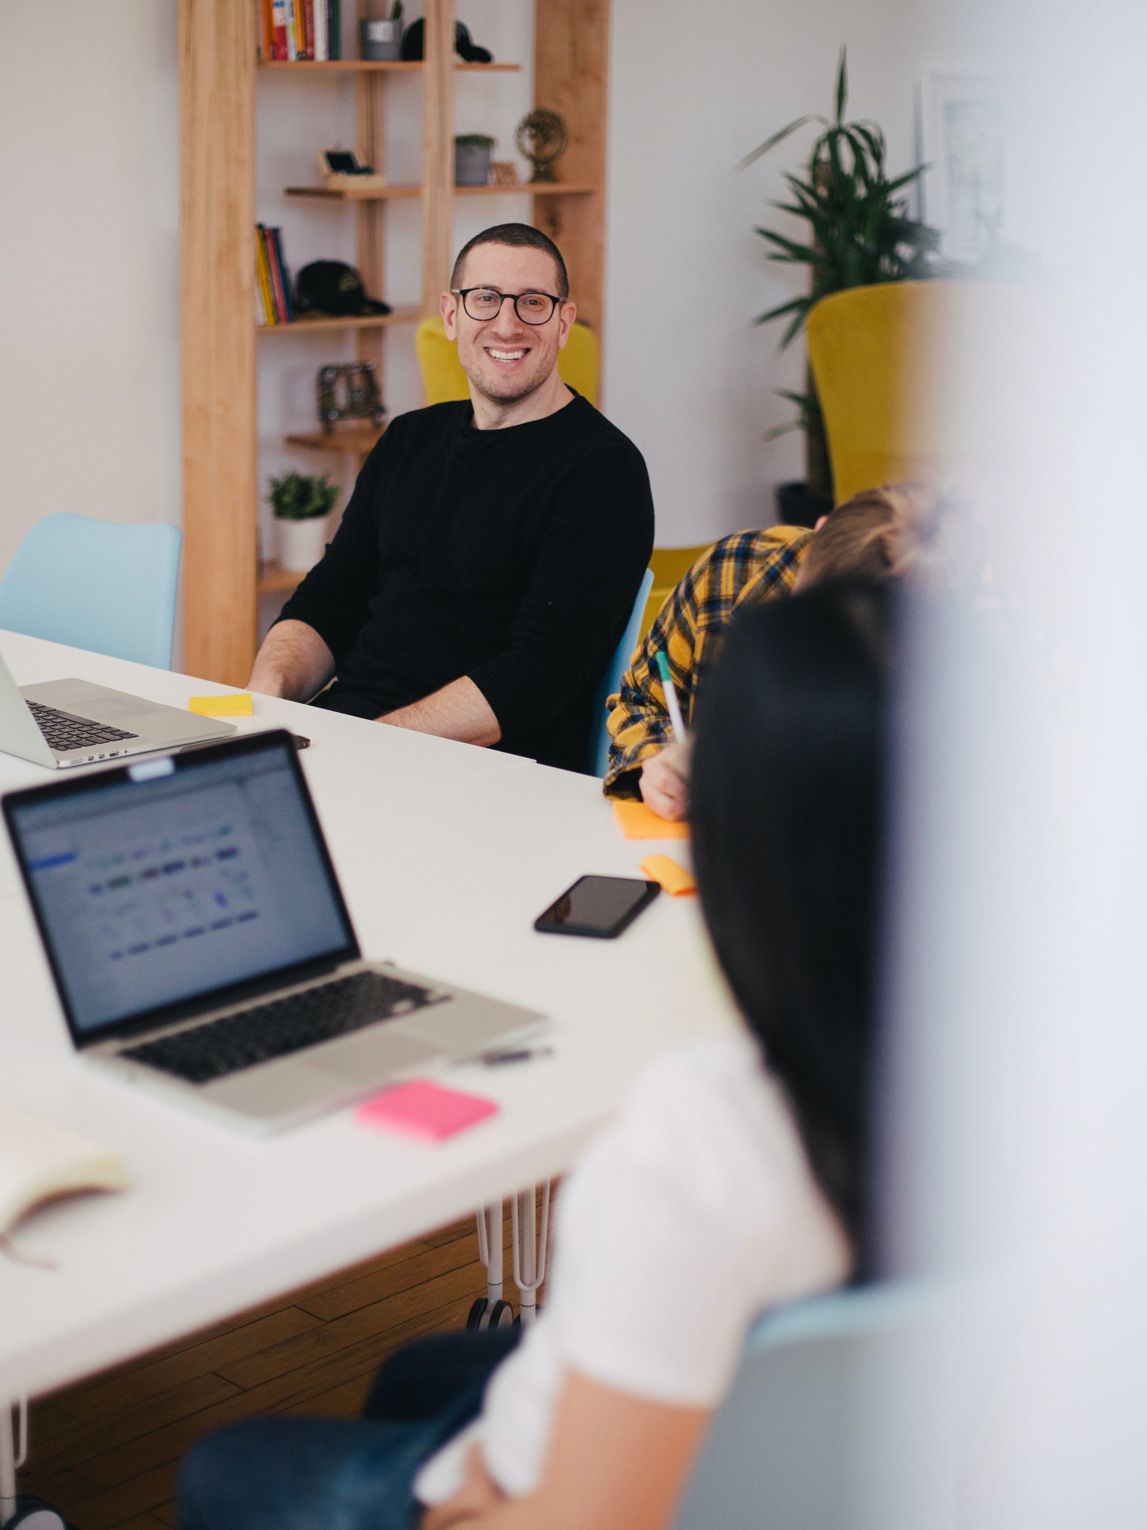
[{"xmin": 275, "ymin": 515, "xmax": 329, "ymax": 574}]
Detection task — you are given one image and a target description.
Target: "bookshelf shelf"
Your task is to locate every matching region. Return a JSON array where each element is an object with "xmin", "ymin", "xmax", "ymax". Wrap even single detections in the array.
[
  {"xmin": 456, "ymin": 183, "xmax": 597, "ymax": 197},
  {"xmin": 285, "ymin": 426, "xmax": 386, "ymax": 455},
  {"xmin": 256, "ymin": 307, "xmax": 421, "ymax": 335},
  {"xmin": 285, "ymin": 183, "xmax": 422, "ymax": 200},
  {"xmin": 257, "ymin": 562, "xmax": 304, "ymax": 595},
  {"xmin": 259, "ymin": 60, "xmax": 521, "ymax": 73},
  {"xmin": 286, "ymin": 182, "xmax": 597, "ymax": 202}
]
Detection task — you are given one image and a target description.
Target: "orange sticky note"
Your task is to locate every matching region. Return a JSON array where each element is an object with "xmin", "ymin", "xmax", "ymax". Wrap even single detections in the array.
[
  {"xmin": 356, "ymin": 1080, "xmax": 498, "ymax": 1142},
  {"xmin": 640, "ymin": 854, "xmax": 697, "ymax": 896},
  {"xmin": 188, "ymin": 692, "xmax": 254, "ymax": 717},
  {"xmin": 612, "ymin": 800, "xmax": 690, "ymax": 840}
]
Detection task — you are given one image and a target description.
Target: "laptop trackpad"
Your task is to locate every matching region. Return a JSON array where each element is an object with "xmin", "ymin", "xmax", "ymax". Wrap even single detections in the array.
[{"xmin": 312, "ymin": 1028, "xmax": 440, "ymax": 1081}]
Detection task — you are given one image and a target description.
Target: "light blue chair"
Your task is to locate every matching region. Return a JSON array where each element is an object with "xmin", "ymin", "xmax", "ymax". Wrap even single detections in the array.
[
  {"xmin": 0, "ymin": 513, "xmax": 182, "ymax": 669},
  {"xmin": 672, "ymin": 1283, "xmax": 972, "ymax": 1530},
  {"xmin": 585, "ymin": 567, "xmax": 653, "ymax": 777}
]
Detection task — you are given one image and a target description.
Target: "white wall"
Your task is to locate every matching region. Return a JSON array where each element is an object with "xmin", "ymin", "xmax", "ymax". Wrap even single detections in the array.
[
  {"xmin": 1, "ymin": 0, "xmax": 982, "ymax": 574},
  {"xmin": 0, "ymin": 3, "xmax": 180, "ymax": 573},
  {"xmin": 604, "ymin": 0, "xmax": 975, "ymax": 544}
]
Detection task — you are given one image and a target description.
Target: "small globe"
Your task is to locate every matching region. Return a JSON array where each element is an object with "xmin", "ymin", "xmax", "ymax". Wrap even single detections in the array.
[{"xmin": 516, "ymin": 109, "xmax": 568, "ymax": 183}]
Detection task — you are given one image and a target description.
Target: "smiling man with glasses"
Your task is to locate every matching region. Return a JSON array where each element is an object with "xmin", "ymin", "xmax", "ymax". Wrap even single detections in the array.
[{"xmin": 248, "ymin": 223, "xmax": 654, "ymax": 772}]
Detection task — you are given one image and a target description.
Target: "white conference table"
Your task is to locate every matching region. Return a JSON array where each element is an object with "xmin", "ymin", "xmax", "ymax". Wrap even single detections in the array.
[{"xmin": 0, "ymin": 634, "xmax": 733, "ymax": 1424}]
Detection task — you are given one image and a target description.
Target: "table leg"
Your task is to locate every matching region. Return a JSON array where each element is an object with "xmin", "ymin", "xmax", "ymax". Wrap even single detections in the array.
[{"xmin": 511, "ymin": 1182, "xmax": 551, "ymax": 1329}]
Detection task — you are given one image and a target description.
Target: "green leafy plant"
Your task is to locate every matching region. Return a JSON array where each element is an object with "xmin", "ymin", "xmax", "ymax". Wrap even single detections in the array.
[
  {"xmin": 454, "ymin": 134, "xmax": 496, "ymax": 149},
  {"xmin": 267, "ymin": 471, "xmax": 339, "ymax": 522},
  {"xmin": 742, "ymin": 49, "xmax": 940, "ymax": 499}
]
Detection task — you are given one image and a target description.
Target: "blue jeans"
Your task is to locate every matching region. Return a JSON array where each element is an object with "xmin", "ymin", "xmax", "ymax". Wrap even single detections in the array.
[{"xmin": 178, "ymin": 1328, "xmax": 519, "ymax": 1530}]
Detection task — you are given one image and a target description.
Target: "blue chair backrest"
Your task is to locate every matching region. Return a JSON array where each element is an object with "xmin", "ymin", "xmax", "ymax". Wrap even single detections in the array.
[
  {"xmin": 585, "ymin": 567, "xmax": 653, "ymax": 777},
  {"xmin": 0, "ymin": 513, "xmax": 182, "ymax": 669},
  {"xmin": 672, "ymin": 1283, "xmax": 972, "ymax": 1530}
]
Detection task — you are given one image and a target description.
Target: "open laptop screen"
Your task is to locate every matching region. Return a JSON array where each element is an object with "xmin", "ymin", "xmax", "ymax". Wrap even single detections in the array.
[{"xmin": 3, "ymin": 732, "xmax": 358, "ymax": 1042}]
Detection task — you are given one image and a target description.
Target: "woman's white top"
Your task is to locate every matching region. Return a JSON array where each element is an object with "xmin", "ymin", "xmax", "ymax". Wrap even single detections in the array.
[{"xmin": 414, "ymin": 1034, "xmax": 851, "ymax": 1505}]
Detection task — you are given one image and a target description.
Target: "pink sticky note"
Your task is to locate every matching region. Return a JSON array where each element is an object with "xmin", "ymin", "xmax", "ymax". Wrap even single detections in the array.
[{"xmin": 356, "ymin": 1079, "xmax": 498, "ymax": 1142}]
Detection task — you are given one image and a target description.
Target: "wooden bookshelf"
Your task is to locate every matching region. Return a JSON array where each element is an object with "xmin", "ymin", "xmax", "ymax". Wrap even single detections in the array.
[{"xmin": 180, "ymin": 0, "xmax": 611, "ymax": 685}]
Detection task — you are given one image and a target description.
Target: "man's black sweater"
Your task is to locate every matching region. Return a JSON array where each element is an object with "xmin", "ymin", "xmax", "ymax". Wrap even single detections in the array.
[{"xmin": 279, "ymin": 394, "xmax": 655, "ymax": 771}]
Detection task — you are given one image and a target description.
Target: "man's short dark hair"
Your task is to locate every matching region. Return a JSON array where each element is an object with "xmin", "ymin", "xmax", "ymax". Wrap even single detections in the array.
[{"xmin": 450, "ymin": 223, "xmax": 570, "ymax": 299}]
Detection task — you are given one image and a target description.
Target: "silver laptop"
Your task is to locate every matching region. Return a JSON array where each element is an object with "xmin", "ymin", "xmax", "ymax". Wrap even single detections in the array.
[
  {"xmin": 3, "ymin": 730, "xmax": 543, "ymax": 1131},
  {"xmin": 0, "ymin": 649, "xmax": 236, "ymax": 769}
]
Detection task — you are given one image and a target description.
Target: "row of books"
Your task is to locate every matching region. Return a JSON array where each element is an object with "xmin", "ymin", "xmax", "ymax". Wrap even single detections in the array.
[
  {"xmin": 259, "ymin": 0, "xmax": 344, "ymax": 62},
  {"xmin": 255, "ymin": 225, "xmax": 294, "ymax": 326}
]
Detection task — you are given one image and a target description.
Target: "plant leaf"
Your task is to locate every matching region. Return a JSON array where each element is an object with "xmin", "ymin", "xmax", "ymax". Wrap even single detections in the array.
[
  {"xmin": 737, "ymin": 115, "xmax": 824, "ymax": 169},
  {"xmin": 835, "ymin": 48, "xmax": 848, "ymax": 124}
]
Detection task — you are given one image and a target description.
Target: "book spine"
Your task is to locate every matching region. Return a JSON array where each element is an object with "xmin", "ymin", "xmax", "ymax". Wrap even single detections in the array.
[
  {"xmin": 258, "ymin": 0, "xmax": 273, "ymax": 61},
  {"xmin": 293, "ymin": 0, "xmax": 306, "ymax": 60},
  {"xmin": 283, "ymin": 0, "xmax": 297, "ymax": 61},
  {"xmin": 255, "ymin": 225, "xmax": 277, "ymax": 326},
  {"xmin": 270, "ymin": 228, "xmax": 295, "ymax": 322},
  {"xmin": 267, "ymin": 228, "xmax": 287, "ymax": 323},
  {"xmin": 313, "ymin": 0, "xmax": 327, "ymax": 62},
  {"xmin": 271, "ymin": 0, "xmax": 288, "ymax": 60},
  {"xmin": 328, "ymin": 0, "xmax": 340, "ymax": 60},
  {"xmin": 302, "ymin": 0, "xmax": 315, "ymax": 61}
]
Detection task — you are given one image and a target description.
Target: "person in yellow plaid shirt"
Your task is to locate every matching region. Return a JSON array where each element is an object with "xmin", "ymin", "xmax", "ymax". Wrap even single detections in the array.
[
  {"xmin": 605, "ymin": 485, "xmax": 964, "ymax": 816},
  {"xmin": 604, "ymin": 525, "xmax": 811, "ymax": 807}
]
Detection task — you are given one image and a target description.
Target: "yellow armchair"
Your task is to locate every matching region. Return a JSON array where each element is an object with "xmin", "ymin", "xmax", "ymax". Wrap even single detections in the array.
[{"xmin": 807, "ymin": 280, "xmax": 1007, "ymax": 504}]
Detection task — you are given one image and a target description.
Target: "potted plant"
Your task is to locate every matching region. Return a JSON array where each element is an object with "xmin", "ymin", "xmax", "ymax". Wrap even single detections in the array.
[
  {"xmin": 742, "ymin": 50, "xmax": 939, "ymax": 523},
  {"xmin": 455, "ymin": 133, "xmax": 496, "ymax": 187},
  {"xmin": 268, "ymin": 471, "xmax": 339, "ymax": 573}
]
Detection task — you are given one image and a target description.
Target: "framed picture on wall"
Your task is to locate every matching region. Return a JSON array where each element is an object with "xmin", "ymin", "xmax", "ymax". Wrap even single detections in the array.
[{"xmin": 918, "ymin": 72, "xmax": 1010, "ymax": 263}]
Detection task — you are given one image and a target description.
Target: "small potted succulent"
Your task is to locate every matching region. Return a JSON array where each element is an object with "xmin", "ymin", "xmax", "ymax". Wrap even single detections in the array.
[
  {"xmin": 455, "ymin": 133, "xmax": 496, "ymax": 187},
  {"xmin": 268, "ymin": 471, "xmax": 339, "ymax": 573}
]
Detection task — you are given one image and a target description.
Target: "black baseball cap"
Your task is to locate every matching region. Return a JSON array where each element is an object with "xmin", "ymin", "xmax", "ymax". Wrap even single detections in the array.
[
  {"xmin": 294, "ymin": 262, "xmax": 392, "ymax": 318},
  {"xmin": 400, "ymin": 19, "xmax": 493, "ymax": 64}
]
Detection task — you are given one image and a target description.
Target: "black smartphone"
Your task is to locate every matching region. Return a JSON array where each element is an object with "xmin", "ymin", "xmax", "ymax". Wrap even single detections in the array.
[{"xmin": 534, "ymin": 874, "xmax": 661, "ymax": 939}]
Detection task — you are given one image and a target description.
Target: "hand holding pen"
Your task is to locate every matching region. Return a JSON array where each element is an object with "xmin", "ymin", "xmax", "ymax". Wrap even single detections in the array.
[{"xmin": 641, "ymin": 653, "xmax": 691, "ymax": 822}]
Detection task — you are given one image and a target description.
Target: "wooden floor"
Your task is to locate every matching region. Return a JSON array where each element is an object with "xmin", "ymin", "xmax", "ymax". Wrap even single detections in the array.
[{"xmin": 17, "ymin": 1212, "xmax": 519, "ymax": 1529}]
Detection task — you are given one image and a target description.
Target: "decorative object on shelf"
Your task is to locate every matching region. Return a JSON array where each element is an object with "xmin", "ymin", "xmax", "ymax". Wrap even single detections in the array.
[
  {"xmin": 317, "ymin": 147, "xmax": 387, "ymax": 192},
  {"xmin": 268, "ymin": 471, "xmax": 339, "ymax": 573},
  {"xmin": 490, "ymin": 161, "xmax": 520, "ymax": 188},
  {"xmin": 295, "ymin": 261, "xmax": 392, "ymax": 317},
  {"xmin": 360, "ymin": 0, "xmax": 404, "ymax": 61},
  {"xmin": 317, "ymin": 363, "xmax": 385, "ymax": 434},
  {"xmin": 516, "ymin": 109, "xmax": 568, "ymax": 184},
  {"xmin": 455, "ymin": 134, "xmax": 496, "ymax": 187},
  {"xmin": 400, "ymin": 18, "xmax": 492, "ymax": 63},
  {"xmin": 739, "ymin": 48, "xmax": 938, "ymax": 507}
]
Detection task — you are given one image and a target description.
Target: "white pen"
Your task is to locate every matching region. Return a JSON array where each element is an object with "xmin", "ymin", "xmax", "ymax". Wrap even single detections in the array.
[{"xmin": 654, "ymin": 650, "xmax": 687, "ymax": 743}]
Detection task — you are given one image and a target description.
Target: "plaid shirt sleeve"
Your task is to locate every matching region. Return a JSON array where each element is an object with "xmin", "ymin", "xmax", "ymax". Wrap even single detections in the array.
[{"xmin": 602, "ymin": 526, "xmax": 812, "ymax": 797}]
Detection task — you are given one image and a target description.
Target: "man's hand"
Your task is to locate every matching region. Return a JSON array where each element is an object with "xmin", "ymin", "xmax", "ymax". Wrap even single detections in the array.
[
  {"xmin": 638, "ymin": 742, "xmax": 691, "ymax": 822},
  {"xmin": 421, "ymin": 1445, "xmax": 506, "ymax": 1529},
  {"xmin": 247, "ymin": 620, "xmax": 335, "ymax": 702}
]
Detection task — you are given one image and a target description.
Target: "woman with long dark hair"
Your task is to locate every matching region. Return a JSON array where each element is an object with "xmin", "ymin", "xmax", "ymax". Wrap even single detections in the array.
[{"xmin": 179, "ymin": 581, "xmax": 893, "ymax": 1530}]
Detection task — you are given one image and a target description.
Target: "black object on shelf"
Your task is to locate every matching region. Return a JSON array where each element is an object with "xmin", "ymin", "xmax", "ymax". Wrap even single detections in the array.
[{"xmin": 400, "ymin": 19, "xmax": 493, "ymax": 63}]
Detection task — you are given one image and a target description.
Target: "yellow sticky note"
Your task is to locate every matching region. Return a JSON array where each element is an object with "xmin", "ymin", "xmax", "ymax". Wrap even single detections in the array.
[
  {"xmin": 188, "ymin": 692, "xmax": 254, "ymax": 718},
  {"xmin": 640, "ymin": 854, "xmax": 697, "ymax": 897},
  {"xmin": 612, "ymin": 800, "xmax": 690, "ymax": 840}
]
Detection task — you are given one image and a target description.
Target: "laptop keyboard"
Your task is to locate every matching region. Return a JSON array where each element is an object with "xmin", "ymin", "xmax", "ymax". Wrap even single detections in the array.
[
  {"xmin": 27, "ymin": 699, "xmax": 138, "ymax": 751},
  {"xmin": 120, "ymin": 970, "xmax": 442, "ymax": 1084}
]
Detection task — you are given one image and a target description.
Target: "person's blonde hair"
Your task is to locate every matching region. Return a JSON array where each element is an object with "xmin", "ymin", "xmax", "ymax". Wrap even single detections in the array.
[{"xmin": 797, "ymin": 482, "xmax": 980, "ymax": 594}]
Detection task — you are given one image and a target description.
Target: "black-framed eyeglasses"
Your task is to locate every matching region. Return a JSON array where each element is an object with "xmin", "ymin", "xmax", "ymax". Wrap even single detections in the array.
[{"xmin": 452, "ymin": 287, "xmax": 561, "ymax": 325}]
